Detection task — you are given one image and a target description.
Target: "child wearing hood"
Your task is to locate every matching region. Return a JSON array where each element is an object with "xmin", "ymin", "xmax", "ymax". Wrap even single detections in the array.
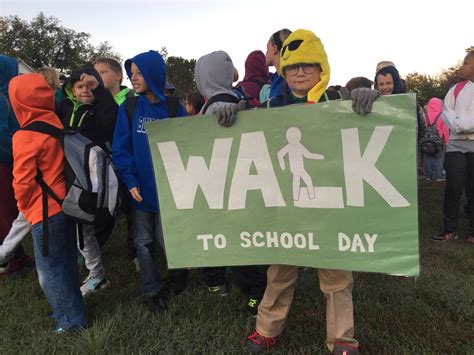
[
  {"xmin": 423, "ymin": 98, "xmax": 449, "ymax": 181},
  {"xmin": 9, "ymin": 73, "xmax": 86, "ymax": 333},
  {"xmin": 374, "ymin": 65, "xmax": 406, "ymax": 96},
  {"xmin": 0, "ymin": 67, "xmax": 64, "ymax": 268},
  {"xmin": 240, "ymin": 29, "xmax": 360, "ymax": 355},
  {"xmin": 112, "ymin": 50, "xmax": 187, "ymax": 312},
  {"xmin": 235, "ymin": 50, "xmax": 270, "ymax": 107},
  {"xmin": 194, "ymin": 50, "xmax": 268, "ymax": 314},
  {"xmin": 57, "ymin": 67, "xmax": 118, "ymax": 297}
]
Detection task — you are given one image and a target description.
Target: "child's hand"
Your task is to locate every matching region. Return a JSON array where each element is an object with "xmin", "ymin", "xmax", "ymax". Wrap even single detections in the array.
[
  {"xmin": 130, "ymin": 187, "xmax": 143, "ymax": 203},
  {"xmin": 80, "ymin": 73, "xmax": 99, "ymax": 91},
  {"xmin": 351, "ymin": 88, "xmax": 380, "ymax": 116}
]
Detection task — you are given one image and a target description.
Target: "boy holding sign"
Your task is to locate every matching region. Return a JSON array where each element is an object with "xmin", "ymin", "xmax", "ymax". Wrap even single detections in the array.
[{"xmin": 242, "ymin": 29, "xmax": 365, "ymax": 355}]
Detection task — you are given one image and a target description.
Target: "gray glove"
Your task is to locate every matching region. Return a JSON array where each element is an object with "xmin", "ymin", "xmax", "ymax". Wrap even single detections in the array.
[
  {"xmin": 215, "ymin": 100, "xmax": 247, "ymax": 127},
  {"xmin": 351, "ymin": 88, "xmax": 380, "ymax": 116}
]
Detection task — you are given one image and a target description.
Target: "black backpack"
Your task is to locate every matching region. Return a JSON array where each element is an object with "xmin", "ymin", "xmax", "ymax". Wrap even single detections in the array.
[
  {"xmin": 201, "ymin": 93, "xmax": 240, "ymax": 115},
  {"xmin": 420, "ymin": 112, "xmax": 444, "ymax": 155},
  {"xmin": 233, "ymin": 78, "xmax": 266, "ymax": 108}
]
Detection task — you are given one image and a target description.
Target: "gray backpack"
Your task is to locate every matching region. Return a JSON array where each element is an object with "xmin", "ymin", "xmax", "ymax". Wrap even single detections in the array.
[
  {"xmin": 420, "ymin": 112, "xmax": 444, "ymax": 155},
  {"xmin": 21, "ymin": 121, "xmax": 120, "ymax": 256}
]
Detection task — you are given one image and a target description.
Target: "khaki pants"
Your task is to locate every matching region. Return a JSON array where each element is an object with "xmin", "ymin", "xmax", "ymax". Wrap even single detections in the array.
[{"xmin": 256, "ymin": 265, "xmax": 357, "ymax": 351}]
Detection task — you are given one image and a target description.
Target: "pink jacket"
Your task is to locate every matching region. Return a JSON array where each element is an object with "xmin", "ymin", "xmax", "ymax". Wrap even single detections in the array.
[{"xmin": 425, "ymin": 98, "xmax": 449, "ymax": 146}]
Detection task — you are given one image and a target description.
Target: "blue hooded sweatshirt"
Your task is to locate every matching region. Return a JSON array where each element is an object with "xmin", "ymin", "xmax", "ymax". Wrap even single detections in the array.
[
  {"xmin": 0, "ymin": 55, "xmax": 19, "ymax": 163},
  {"xmin": 112, "ymin": 50, "xmax": 186, "ymax": 212}
]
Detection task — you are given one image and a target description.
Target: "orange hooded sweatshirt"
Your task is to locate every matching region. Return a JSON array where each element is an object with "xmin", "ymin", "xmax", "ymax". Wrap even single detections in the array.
[{"xmin": 9, "ymin": 73, "xmax": 66, "ymax": 225}]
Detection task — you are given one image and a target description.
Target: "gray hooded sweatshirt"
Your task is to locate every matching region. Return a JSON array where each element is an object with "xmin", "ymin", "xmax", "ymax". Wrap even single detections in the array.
[{"xmin": 194, "ymin": 50, "xmax": 238, "ymax": 115}]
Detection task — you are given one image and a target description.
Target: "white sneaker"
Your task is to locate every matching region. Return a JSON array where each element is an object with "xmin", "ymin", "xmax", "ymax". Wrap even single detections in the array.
[
  {"xmin": 80, "ymin": 276, "xmax": 110, "ymax": 297},
  {"xmin": 0, "ymin": 262, "xmax": 9, "ymax": 274},
  {"xmin": 133, "ymin": 257, "xmax": 140, "ymax": 272}
]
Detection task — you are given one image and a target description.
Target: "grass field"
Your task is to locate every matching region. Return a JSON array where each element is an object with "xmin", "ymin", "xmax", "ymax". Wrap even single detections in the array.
[{"xmin": 1, "ymin": 179, "xmax": 473, "ymax": 354}]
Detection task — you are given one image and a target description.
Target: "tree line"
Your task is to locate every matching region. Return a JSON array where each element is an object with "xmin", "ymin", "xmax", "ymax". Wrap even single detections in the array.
[{"xmin": 0, "ymin": 12, "xmax": 471, "ymax": 105}]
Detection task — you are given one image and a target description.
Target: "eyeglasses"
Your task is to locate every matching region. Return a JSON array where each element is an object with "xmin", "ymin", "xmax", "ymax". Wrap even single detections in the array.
[{"xmin": 284, "ymin": 63, "xmax": 321, "ymax": 77}]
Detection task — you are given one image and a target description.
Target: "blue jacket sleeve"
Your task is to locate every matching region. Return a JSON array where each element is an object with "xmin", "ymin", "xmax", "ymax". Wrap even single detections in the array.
[
  {"xmin": 112, "ymin": 105, "xmax": 139, "ymax": 190},
  {"xmin": 0, "ymin": 95, "xmax": 19, "ymax": 163}
]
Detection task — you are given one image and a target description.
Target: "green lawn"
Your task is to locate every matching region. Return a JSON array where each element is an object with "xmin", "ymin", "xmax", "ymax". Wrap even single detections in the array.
[{"xmin": 1, "ymin": 179, "xmax": 473, "ymax": 354}]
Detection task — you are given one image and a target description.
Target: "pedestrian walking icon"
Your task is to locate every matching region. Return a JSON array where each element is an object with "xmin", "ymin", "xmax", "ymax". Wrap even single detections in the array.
[{"xmin": 277, "ymin": 127, "xmax": 344, "ymax": 208}]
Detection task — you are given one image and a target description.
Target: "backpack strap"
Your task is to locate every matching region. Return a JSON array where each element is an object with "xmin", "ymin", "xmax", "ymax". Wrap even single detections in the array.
[
  {"xmin": 166, "ymin": 96, "xmax": 180, "ymax": 118},
  {"xmin": 21, "ymin": 121, "xmax": 63, "ymax": 138},
  {"xmin": 35, "ymin": 168, "xmax": 63, "ymax": 257},
  {"xmin": 432, "ymin": 112, "xmax": 443, "ymax": 126},
  {"xmin": 424, "ymin": 111, "xmax": 443, "ymax": 127},
  {"xmin": 125, "ymin": 96, "xmax": 138, "ymax": 127},
  {"xmin": 454, "ymin": 81, "xmax": 467, "ymax": 105},
  {"xmin": 246, "ymin": 78, "xmax": 266, "ymax": 88},
  {"xmin": 202, "ymin": 94, "xmax": 239, "ymax": 114}
]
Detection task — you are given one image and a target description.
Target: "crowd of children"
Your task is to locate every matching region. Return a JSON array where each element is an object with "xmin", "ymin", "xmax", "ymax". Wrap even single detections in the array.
[{"xmin": 1, "ymin": 27, "xmax": 473, "ymax": 354}]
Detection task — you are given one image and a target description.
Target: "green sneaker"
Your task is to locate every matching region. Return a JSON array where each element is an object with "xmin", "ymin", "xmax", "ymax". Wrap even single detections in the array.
[
  {"xmin": 245, "ymin": 298, "xmax": 260, "ymax": 317},
  {"xmin": 207, "ymin": 283, "xmax": 228, "ymax": 296}
]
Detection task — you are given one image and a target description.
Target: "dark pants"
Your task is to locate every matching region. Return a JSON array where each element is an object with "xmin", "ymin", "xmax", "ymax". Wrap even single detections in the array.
[
  {"xmin": 0, "ymin": 163, "xmax": 26, "ymax": 263},
  {"xmin": 203, "ymin": 265, "xmax": 268, "ymax": 300},
  {"xmin": 120, "ymin": 185, "xmax": 136, "ymax": 259},
  {"xmin": 443, "ymin": 152, "xmax": 474, "ymax": 233}
]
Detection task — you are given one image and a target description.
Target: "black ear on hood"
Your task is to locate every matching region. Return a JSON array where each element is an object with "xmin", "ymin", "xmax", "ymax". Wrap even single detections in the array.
[{"xmin": 63, "ymin": 66, "xmax": 104, "ymax": 91}]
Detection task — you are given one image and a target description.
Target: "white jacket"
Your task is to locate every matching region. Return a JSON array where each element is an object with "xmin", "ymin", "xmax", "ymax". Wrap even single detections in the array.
[{"xmin": 442, "ymin": 80, "xmax": 474, "ymax": 140}]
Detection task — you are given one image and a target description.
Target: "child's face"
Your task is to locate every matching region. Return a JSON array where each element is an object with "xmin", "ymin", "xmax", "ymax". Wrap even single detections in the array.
[
  {"xmin": 460, "ymin": 53, "xmax": 474, "ymax": 81},
  {"xmin": 94, "ymin": 63, "xmax": 121, "ymax": 91},
  {"xmin": 185, "ymin": 100, "xmax": 195, "ymax": 115},
  {"xmin": 265, "ymin": 38, "xmax": 277, "ymax": 67},
  {"xmin": 72, "ymin": 80, "xmax": 95, "ymax": 104},
  {"xmin": 130, "ymin": 63, "xmax": 149, "ymax": 93},
  {"xmin": 284, "ymin": 64, "xmax": 322, "ymax": 98},
  {"xmin": 376, "ymin": 73, "xmax": 394, "ymax": 95}
]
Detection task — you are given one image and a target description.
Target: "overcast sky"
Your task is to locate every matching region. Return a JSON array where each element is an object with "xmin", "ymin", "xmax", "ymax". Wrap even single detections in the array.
[{"xmin": 2, "ymin": 0, "xmax": 474, "ymax": 87}]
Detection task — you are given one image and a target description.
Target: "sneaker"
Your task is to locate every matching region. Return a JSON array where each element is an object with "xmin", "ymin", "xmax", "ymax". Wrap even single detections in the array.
[
  {"xmin": 133, "ymin": 257, "xmax": 140, "ymax": 272},
  {"xmin": 144, "ymin": 294, "xmax": 167, "ymax": 313},
  {"xmin": 80, "ymin": 276, "xmax": 110, "ymax": 296},
  {"xmin": 207, "ymin": 283, "xmax": 228, "ymax": 297},
  {"xmin": 245, "ymin": 298, "xmax": 260, "ymax": 317},
  {"xmin": 244, "ymin": 331, "xmax": 276, "ymax": 354},
  {"xmin": 49, "ymin": 324, "xmax": 84, "ymax": 334},
  {"xmin": 0, "ymin": 254, "xmax": 34, "ymax": 278},
  {"xmin": 333, "ymin": 341, "xmax": 359, "ymax": 355},
  {"xmin": 431, "ymin": 232, "xmax": 458, "ymax": 242},
  {"xmin": 0, "ymin": 262, "xmax": 9, "ymax": 274},
  {"xmin": 467, "ymin": 235, "xmax": 474, "ymax": 244}
]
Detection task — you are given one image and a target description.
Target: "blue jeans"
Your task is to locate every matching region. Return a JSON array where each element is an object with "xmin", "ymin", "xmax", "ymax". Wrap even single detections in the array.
[
  {"xmin": 31, "ymin": 212, "xmax": 87, "ymax": 329},
  {"xmin": 423, "ymin": 150, "xmax": 445, "ymax": 180},
  {"xmin": 132, "ymin": 207, "xmax": 165, "ymax": 297}
]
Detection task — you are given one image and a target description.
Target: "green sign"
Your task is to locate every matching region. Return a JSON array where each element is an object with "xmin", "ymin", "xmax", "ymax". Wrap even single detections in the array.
[{"xmin": 146, "ymin": 94, "xmax": 420, "ymax": 276}]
